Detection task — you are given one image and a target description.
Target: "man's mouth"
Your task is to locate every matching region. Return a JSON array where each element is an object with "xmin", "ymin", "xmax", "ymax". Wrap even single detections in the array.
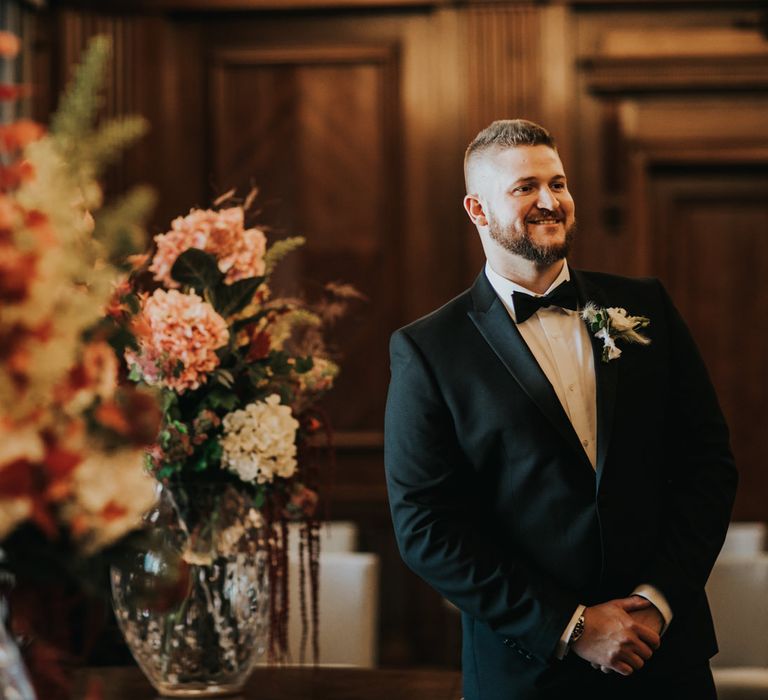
[{"xmin": 527, "ymin": 217, "xmax": 562, "ymax": 225}]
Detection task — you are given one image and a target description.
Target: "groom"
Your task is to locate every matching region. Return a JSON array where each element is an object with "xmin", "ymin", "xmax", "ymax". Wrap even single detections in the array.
[{"xmin": 384, "ymin": 119, "xmax": 737, "ymax": 699}]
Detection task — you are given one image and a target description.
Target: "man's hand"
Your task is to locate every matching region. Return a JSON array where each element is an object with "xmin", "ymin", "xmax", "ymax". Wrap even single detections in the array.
[
  {"xmin": 628, "ymin": 595, "xmax": 664, "ymax": 635},
  {"xmin": 571, "ymin": 596, "xmax": 661, "ymax": 676}
]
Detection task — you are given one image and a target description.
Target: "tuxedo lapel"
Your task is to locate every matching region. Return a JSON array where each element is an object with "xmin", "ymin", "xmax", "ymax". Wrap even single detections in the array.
[
  {"xmin": 467, "ymin": 272, "xmax": 593, "ymax": 472},
  {"xmin": 571, "ymin": 269, "xmax": 618, "ymax": 487}
]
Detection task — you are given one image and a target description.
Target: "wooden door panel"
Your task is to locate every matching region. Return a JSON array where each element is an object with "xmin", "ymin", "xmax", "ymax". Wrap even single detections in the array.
[
  {"xmin": 649, "ymin": 169, "xmax": 768, "ymax": 519},
  {"xmin": 209, "ymin": 45, "xmax": 399, "ymax": 430}
]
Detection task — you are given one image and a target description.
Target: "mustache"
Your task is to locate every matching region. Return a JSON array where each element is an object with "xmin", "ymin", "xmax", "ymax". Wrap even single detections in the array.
[{"xmin": 526, "ymin": 208, "xmax": 565, "ymax": 222}]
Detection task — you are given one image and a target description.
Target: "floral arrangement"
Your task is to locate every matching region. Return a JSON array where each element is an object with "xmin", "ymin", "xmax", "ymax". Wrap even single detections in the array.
[
  {"xmin": 112, "ymin": 193, "xmax": 359, "ymax": 662},
  {"xmin": 0, "ymin": 33, "xmax": 159, "ymax": 700},
  {"xmin": 581, "ymin": 303, "xmax": 651, "ymax": 362},
  {"xmin": 0, "ymin": 34, "xmax": 157, "ymax": 565}
]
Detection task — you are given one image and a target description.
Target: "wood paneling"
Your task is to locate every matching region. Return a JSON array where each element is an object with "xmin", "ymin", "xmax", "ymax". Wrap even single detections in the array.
[
  {"xmin": 574, "ymin": 5, "xmax": 768, "ymax": 520},
  {"xmin": 648, "ymin": 168, "xmax": 768, "ymax": 519},
  {"xmin": 209, "ymin": 42, "xmax": 399, "ymax": 431}
]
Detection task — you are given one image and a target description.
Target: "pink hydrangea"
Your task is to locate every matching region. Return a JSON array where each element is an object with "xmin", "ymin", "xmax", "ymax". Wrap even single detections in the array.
[
  {"xmin": 149, "ymin": 207, "xmax": 267, "ymax": 288},
  {"xmin": 125, "ymin": 289, "xmax": 229, "ymax": 393}
]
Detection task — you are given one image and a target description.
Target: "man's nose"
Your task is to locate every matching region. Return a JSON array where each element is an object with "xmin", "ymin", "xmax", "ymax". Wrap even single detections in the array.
[{"xmin": 537, "ymin": 187, "xmax": 560, "ymax": 210}]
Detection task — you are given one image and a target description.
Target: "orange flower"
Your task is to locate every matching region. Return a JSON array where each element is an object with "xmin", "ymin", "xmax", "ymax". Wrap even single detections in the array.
[
  {"xmin": 0, "ymin": 247, "xmax": 37, "ymax": 302},
  {"xmin": 149, "ymin": 207, "xmax": 266, "ymax": 288},
  {"xmin": 0, "ymin": 31, "xmax": 20, "ymax": 58},
  {"xmin": 100, "ymin": 500, "xmax": 129, "ymax": 521},
  {"xmin": 94, "ymin": 401, "xmax": 131, "ymax": 435},
  {"xmin": 0, "ymin": 159, "xmax": 35, "ymax": 190},
  {"xmin": 105, "ymin": 278, "xmax": 134, "ymax": 319},
  {"xmin": 125, "ymin": 289, "xmax": 229, "ymax": 393},
  {"xmin": 0, "ymin": 119, "xmax": 44, "ymax": 153}
]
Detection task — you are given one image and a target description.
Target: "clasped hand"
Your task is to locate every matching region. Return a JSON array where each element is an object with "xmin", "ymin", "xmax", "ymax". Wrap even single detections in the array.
[{"xmin": 570, "ymin": 596, "xmax": 662, "ymax": 676}]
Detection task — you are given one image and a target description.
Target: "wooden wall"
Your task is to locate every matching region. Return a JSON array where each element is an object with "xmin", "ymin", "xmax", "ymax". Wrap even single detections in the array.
[{"xmin": 31, "ymin": 0, "xmax": 768, "ymax": 668}]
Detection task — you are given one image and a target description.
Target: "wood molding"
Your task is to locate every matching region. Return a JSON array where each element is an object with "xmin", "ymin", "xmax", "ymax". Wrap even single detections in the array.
[
  {"xmin": 59, "ymin": 0, "xmax": 447, "ymax": 11},
  {"xmin": 212, "ymin": 44, "xmax": 397, "ymax": 67},
  {"xmin": 308, "ymin": 431, "xmax": 384, "ymax": 449},
  {"xmin": 582, "ymin": 55, "xmax": 768, "ymax": 93},
  {"xmin": 465, "ymin": 3, "xmax": 543, "ymax": 134}
]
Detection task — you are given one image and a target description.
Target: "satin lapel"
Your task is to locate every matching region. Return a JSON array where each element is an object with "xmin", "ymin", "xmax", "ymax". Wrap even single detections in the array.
[
  {"xmin": 467, "ymin": 273, "xmax": 592, "ymax": 469},
  {"xmin": 571, "ymin": 270, "xmax": 618, "ymax": 487}
]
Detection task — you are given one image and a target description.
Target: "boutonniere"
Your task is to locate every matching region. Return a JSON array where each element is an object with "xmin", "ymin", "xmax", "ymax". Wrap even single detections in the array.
[{"xmin": 581, "ymin": 302, "xmax": 651, "ymax": 363}]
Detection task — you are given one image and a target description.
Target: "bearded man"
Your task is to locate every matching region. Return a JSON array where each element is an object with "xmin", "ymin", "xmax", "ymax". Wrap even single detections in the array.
[{"xmin": 384, "ymin": 119, "xmax": 736, "ymax": 699}]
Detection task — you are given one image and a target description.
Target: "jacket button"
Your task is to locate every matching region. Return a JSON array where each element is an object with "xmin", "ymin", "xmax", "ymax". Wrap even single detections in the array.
[{"xmin": 503, "ymin": 638, "xmax": 516, "ymax": 648}]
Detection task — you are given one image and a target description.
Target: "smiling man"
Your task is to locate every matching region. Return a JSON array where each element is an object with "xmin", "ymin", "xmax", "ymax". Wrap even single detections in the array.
[{"xmin": 384, "ymin": 119, "xmax": 737, "ymax": 699}]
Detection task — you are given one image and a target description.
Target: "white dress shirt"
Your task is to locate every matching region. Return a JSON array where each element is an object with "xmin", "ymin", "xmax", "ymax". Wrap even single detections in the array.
[{"xmin": 484, "ymin": 260, "xmax": 672, "ymax": 657}]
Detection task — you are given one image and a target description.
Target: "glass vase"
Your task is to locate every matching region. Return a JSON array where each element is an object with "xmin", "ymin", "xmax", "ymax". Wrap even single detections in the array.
[
  {"xmin": 110, "ymin": 484, "xmax": 269, "ymax": 697},
  {"xmin": 0, "ymin": 597, "xmax": 35, "ymax": 700}
]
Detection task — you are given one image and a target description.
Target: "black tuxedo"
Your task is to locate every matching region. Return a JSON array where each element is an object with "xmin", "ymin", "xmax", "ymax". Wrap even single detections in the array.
[{"xmin": 384, "ymin": 268, "xmax": 737, "ymax": 699}]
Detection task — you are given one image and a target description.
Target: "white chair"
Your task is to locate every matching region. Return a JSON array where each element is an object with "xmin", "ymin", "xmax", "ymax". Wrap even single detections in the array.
[
  {"xmin": 257, "ymin": 521, "xmax": 380, "ymax": 668},
  {"xmin": 707, "ymin": 553, "xmax": 768, "ymax": 699},
  {"xmin": 287, "ymin": 520, "xmax": 359, "ymax": 555},
  {"xmin": 720, "ymin": 523, "xmax": 768, "ymax": 556},
  {"xmin": 285, "ymin": 551, "xmax": 379, "ymax": 667}
]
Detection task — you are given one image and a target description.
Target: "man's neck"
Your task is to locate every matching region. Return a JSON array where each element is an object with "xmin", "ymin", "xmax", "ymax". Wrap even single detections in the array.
[{"xmin": 486, "ymin": 256, "xmax": 566, "ymax": 295}]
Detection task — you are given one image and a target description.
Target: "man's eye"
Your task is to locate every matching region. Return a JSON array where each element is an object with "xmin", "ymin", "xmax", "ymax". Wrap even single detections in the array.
[
  {"xmin": 514, "ymin": 186, "xmax": 533, "ymax": 194},
  {"xmin": 551, "ymin": 182, "xmax": 566, "ymax": 191}
]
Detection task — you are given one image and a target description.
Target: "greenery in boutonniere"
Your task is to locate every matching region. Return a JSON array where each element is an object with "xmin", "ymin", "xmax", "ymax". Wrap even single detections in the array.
[{"xmin": 581, "ymin": 303, "xmax": 651, "ymax": 363}]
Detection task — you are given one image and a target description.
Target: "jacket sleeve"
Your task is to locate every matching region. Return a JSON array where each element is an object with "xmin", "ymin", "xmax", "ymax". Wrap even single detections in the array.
[
  {"xmin": 384, "ymin": 328, "xmax": 579, "ymax": 661},
  {"xmin": 639, "ymin": 279, "xmax": 738, "ymax": 614}
]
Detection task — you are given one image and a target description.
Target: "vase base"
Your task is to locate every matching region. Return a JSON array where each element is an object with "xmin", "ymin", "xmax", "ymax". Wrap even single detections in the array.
[{"xmin": 152, "ymin": 681, "xmax": 246, "ymax": 698}]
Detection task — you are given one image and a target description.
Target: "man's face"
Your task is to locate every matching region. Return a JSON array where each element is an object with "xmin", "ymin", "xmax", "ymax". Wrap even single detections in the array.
[{"xmin": 475, "ymin": 145, "xmax": 576, "ymax": 266}]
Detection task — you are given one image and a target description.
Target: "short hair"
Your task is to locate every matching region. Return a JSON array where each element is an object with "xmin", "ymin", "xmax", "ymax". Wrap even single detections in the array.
[{"xmin": 464, "ymin": 119, "xmax": 557, "ymax": 190}]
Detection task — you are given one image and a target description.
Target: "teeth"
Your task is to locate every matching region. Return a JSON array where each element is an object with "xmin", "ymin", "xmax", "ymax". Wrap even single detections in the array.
[{"xmin": 530, "ymin": 219, "xmax": 559, "ymax": 224}]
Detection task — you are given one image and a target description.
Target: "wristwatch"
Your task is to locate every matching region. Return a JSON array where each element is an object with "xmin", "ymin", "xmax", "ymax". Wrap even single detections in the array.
[{"xmin": 568, "ymin": 614, "xmax": 585, "ymax": 646}]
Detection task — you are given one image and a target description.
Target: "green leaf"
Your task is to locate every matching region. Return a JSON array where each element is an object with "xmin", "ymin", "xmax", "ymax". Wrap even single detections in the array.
[
  {"xmin": 128, "ymin": 364, "xmax": 142, "ymax": 382},
  {"xmin": 171, "ymin": 420, "xmax": 188, "ymax": 434},
  {"xmin": 162, "ymin": 392, "xmax": 178, "ymax": 415},
  {"xmin": 156, "ymin": 465, "xmax": 177, "ymax": 479},
  {"xmin": 207, "ymin": 441, "xmax": 222, "ymax": 463},
  {"xmin": 126, "ymin": 293, "xmax": 141, "ymax": 314},
  {"xmin": 264, "ymin": 236, "xmax": 305, "ymax": 274},
  {"xmin": 214, "ymin": 369, "xmax": 235, "ymax": 388},
  {"xmin": 206, "ymin": 388, "xmax": 238, "ymax": 411},
  {"xmin": 171, "ymin": 248, "xmax": 224, "ymax": 293},
  {"xmin": 213, "ymin": 276, "xmax": 264, "ymax": 317},
  {"xmin": 252, "ymin": 490, "xmax": 266, "ymax": 509},
  {"xmin": 293, "ymin": 356, "xmax": 314, "ymax": 374},
  {"xmin": 192, "ymin": 456, "xmax": 208, "ymax": 472}
]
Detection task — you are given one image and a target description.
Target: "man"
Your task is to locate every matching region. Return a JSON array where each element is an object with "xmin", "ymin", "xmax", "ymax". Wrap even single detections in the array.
[{"xmin": 384, "ymin": 119, "xmax": 737, "ymax": 699}]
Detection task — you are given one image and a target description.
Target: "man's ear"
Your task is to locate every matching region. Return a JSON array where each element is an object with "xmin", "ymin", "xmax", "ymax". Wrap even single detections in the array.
[{"xmin": 463, "ymin": 194, "xmax": 488, "ymax": 227}]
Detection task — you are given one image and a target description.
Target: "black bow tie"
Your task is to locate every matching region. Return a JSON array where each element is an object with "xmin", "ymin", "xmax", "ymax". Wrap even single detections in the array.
[{"xmin": 512, "ymin": 280, "xmax": 579, "ymax": 323}]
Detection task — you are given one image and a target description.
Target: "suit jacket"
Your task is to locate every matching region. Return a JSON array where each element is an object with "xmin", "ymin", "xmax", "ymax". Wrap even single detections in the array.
[{"xmin": 384, "ymin": 268, "xmax": 737, "ymax": 699}]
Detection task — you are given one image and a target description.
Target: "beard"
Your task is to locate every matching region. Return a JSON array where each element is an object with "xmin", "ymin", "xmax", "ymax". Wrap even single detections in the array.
[{"xmin": 488, "ymin": 212, "xmax": 576, "ymax": 266}]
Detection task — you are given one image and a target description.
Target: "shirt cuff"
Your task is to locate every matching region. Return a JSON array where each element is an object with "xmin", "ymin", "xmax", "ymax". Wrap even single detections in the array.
[
  {"xmin": 632, "ymin": 584, "xmax": 673, "ymax": 635},
  {"xmin": 556, "ymin": 604, "xmax": 586, "ymax": 659}
]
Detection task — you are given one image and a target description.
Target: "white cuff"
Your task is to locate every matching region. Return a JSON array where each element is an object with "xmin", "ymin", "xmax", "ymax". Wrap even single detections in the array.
[
  {"xmin": 632, "ymin": 584, "xmax": 673, "ymax": 635},
  {"xmin": 556, "ymin": 604, "xmax": 586, "ymax": 659}
]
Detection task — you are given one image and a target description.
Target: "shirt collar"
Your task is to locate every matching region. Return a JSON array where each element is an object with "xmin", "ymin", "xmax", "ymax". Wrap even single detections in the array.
[{"xmin": 484, "ymin": 260, "xmax": 571, "ymax": 323}]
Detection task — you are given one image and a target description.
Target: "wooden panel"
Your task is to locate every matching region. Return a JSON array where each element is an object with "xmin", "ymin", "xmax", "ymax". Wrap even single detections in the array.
[
  {"xmin": 574, "ymin": 4, "xmax": 768, "ymax": 521},
  {"xmin": 648, "ymin": 168, "xmax": 768, "ymax": 520},
  {"xmin": 53, "ymin": 10, "xmax": 182, "ymax": 221},
  {"xmin": 463, "ymin": 3, "xmax": 544, "ymax": 275},
  {"xmin": 209, "ymin": 43, "xmax": 399, "ymax": 432}
]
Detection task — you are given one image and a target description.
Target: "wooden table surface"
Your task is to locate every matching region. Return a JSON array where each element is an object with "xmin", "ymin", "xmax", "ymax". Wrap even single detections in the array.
[{"xmin": 79, "ymin": 666, "xmax": 463, "ymax": 700}]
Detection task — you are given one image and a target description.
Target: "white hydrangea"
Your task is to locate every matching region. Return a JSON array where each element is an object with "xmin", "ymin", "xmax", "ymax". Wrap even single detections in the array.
[{"xmin": 220, "ymin": 394, "xmax": 299, "ymax": 484}]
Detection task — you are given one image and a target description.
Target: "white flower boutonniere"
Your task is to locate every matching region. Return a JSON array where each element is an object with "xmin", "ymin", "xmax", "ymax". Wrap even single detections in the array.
[{"xmin": 581, "ymin": 302, "xmax": 651, "ymax": 363}]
